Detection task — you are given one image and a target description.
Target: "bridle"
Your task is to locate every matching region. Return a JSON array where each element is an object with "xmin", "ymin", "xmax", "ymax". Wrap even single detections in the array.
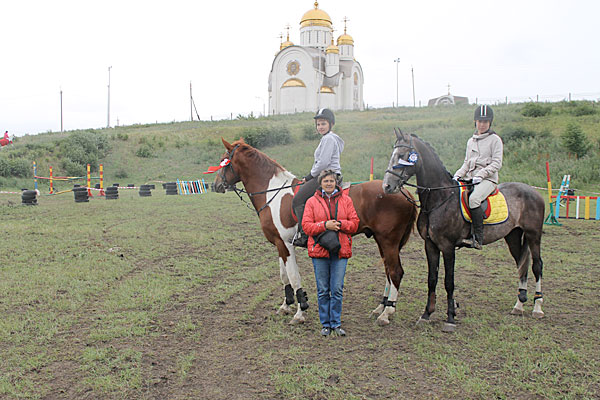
[
  {"xmin": 218, "ymin": 144, "xmax": 241, "ymax": 191},
  {"xmin": 385, "ymin": 135, "xmax": 474, "ymax": 215},
  {"xmin": 218, "ymin": 144, "xmax": 302, "ymax": 217}
]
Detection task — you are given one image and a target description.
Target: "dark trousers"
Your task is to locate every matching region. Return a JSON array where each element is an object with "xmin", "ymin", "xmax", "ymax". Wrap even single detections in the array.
[{"xmin": 292, "ymin": 178, "xmax": 320, "ymax": 229}]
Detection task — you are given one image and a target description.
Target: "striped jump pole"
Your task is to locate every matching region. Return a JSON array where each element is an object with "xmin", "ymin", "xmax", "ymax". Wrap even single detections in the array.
[
  {"xmin": 49, "ymin": 166, "xmax": 54, "ymax": 194},
  {"xmin": 87, "ymin": 164, "xmax": 92, "ymax": 197},
  {"xmin": 545, "ymin": 161, "xmax": 552, "ymax": 206},
  {"xmin": 99, "ymin": 164, "xmax": 105, "ymax": 196},
  {"xmin": 34, "ymin": 161, "xmax": 38, "ymax": 191}
]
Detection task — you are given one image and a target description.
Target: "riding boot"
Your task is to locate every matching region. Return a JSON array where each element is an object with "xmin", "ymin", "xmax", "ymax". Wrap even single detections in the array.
[
  {"xmin": 292, "ymin": 204, "xmax": 308, "ymax": 248},
  {"xmin": 470, "ymin": 206, "xmax": 484, "ymax": 250}
]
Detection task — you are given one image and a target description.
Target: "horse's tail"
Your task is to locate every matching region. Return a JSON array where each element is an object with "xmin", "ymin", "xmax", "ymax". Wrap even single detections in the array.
[
  {"xmin": 399, "ymin": 189, "xmax": 418, "ymax": 250},
  {"xmin": 517, "ymin": 234, "xmax": 531, "ymax": 279}
]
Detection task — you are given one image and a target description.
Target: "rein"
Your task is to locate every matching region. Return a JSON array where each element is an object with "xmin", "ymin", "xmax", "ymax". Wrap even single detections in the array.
[
  {"xmin": 386, "ymin": 136, "xmax": 475, "ymax": 213},
  {"xmin": 220, "ymin": 144, "xmax": 305, "ymax": 217}
]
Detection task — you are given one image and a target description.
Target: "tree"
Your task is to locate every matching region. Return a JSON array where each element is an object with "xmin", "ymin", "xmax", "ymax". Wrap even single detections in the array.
[{"xmin": 562, "ymin": 122, "xmax": 590, "ymax": 158}]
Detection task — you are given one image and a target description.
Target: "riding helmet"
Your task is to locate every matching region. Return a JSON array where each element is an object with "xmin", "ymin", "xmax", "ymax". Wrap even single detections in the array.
[
  {"xmin": 314, "ymin": 108, "xmax": 335, "ymax": 127},
  {"xmin": 474, "ymin": 105, "xmax": 494, "ymax": 123}
]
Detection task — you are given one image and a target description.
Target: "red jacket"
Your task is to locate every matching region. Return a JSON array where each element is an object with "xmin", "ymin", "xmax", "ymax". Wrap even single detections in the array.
[{"xmin": 302, "ymin": 187, "xmax": 359, "ymax": 258}]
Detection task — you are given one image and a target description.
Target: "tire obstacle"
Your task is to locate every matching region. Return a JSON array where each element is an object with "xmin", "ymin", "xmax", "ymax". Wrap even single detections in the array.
[{"xmin": 2, "ymin": 162, "xmax": 211, "ymax": 205}]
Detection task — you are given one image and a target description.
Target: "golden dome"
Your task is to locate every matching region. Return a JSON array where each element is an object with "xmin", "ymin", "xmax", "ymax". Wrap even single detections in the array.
[
  {"xmin": 280, "ymin": 40, "xmax": 294, "ymax": 50},
  {"xmin": 326, "ymin": 42, "xmax": 339, "ymax": 54},
  {"xmin": 320, "ymin": 86, "xmax": 335, "ymax": 94},
  {"xmin": 300, "ymin": 2, "xmax": 332, "ymax": 28},
  {"xmin": 337, "ymin": 33, "xmax": 354, "ymax": 46}
]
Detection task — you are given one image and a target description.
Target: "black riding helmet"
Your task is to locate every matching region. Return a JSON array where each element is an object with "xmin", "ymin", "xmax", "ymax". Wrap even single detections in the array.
[
  {"xmin": 474, "ymin": 105, "xmax": 494, "ymax": 126},
  {"xmin": 314, "ymin": 108, "xmax": 335, "ymax": 131}
]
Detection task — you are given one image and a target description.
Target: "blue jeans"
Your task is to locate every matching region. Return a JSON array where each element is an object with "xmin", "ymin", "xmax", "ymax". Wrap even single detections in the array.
[{"xmin": 312, "ymin": 255, "xmax": 348, "ymax": 328}]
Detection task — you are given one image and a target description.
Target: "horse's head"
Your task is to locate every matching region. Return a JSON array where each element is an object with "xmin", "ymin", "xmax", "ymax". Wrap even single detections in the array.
[
  {"xmin": 213, "ymin": 138, "xmax": 244, "ymax": 193},
  {"xmin": 383, "ymin": 128, "xmax": 419, "ymax": 194}
]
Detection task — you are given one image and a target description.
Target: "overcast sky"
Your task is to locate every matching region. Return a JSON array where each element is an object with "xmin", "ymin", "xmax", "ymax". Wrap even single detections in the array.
[{"xmin": 2, "ymin": 0, "xmax": 599, "ymax": 136}]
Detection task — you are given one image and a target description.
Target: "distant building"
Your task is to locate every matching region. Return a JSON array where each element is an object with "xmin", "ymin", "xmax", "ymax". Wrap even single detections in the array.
[
  {"xmin": 268, "ymin": 2, "xmax": 364, "ymax": 115},
  {"xmin": 428, "ymin": 93, "xmax": 469, "ymax": 107}
]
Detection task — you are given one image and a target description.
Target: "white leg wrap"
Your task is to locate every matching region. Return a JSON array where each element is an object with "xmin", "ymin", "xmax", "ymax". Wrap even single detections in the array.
[{"xmin": 377, "ymin": 280, "xmax": 398, "ymax": 326}]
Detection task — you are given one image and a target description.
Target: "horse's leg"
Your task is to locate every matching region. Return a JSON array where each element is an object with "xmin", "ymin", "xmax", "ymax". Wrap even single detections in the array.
[
  {"xmin": 371, "ymin": 275, "xmax": 390, "ymax": 316},
  {"xmin": 417, "ymin": 239, "xmax": 440, "ymax": 326},
  {"xmin": 505, "ymin": 229, "xmax": 530, "ymax": 316},
  {"xmin": 282, "ymin": 243, "xmax": 307, "ymax": 325},
  {"xmin": 377, "ymin": 245, "xmax": 404, "ymax": 326},
  {"xmin": 441, "ymin": 249, "xmax": 458, "ymax": 332},
  {"xmin": 527, "ymin": 234, "xmax": 545, "ymax": 319},
  {"xmin": 276, "ymin": 258, "xmax": 294, "ymax": 315}
]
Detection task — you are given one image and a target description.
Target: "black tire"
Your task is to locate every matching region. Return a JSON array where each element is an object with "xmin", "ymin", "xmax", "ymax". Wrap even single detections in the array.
[
  {"xmin": 106, "ymin": 194, "xmax": 119, "ymax": 200},
  {"xmin": 112, "ymin": 183, "xmax": 119, "ymax": 187},
  {"xmin": 149, "ymin": 184, "xmax": 156, "ymax": 190}
]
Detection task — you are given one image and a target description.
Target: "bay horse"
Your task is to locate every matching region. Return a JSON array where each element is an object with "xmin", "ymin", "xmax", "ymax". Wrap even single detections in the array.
[
  {"xmin": 383, "ymin": 129, "xmax": 545, "ymax": 332},
  {"xmin": 212, "ymin": 138, "xmax": 417, "ymax": 325}
]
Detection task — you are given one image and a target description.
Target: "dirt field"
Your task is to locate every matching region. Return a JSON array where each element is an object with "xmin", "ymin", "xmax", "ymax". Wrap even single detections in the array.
[{"xmin": 1, "ymin": 194, "xmax": 599, "ymax": 399}]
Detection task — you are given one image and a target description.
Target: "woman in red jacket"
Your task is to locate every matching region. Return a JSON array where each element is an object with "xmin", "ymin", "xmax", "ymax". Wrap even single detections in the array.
[{"xmin": 302, "ymin": 170, "xmax": 359, "ymax": 336}]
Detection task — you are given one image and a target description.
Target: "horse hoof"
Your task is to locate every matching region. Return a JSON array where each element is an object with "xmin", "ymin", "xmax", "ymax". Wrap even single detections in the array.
[
  {"xmin": 510, "ymin": 308, "xmax": 524, "ymax": 316},
  {"xmin": 376, "ymin": 317, "xmax": 390, "ymax": 326},
  {"xmin": 532, "ymin": 311, "xmax": 545, "ymax": 319},
  {"xmin": 289, "ymin": 316, "xmax": 305, "ymax": 325},
  {"xmin": 277, "ymin": 307, "xmax": 291, "ymax": 315},
  {"xmin": 415, "ymin": 317, "xmax": 430, "ymax": 327},
  {"xmin": 442, "ymin": 322, "xmax": 457, "ymax": 333}
]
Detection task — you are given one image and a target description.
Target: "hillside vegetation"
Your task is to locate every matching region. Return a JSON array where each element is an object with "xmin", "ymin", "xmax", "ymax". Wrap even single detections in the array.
[{"xmin": 2, "ymin": 101, "xmax": 599, "ymax": 194}]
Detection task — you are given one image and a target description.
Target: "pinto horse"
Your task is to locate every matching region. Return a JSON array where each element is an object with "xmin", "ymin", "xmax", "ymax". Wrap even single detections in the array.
[
  {"xmin": 383, "ymin": 129, "xmax": 545, "ymax": 332},
  {"xmin": 212, "ymin": 138, "xmax": 417, "ymax": 325}
]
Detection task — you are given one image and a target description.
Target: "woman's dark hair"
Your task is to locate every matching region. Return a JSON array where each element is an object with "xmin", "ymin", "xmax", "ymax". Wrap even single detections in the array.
[{"xmin": 318, "ymin": 169, "xmax": 338, "ymax": 185}]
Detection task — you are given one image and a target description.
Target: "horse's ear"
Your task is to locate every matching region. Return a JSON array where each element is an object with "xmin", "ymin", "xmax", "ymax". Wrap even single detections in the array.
[
  {"xmin": 222, "ymin": 137, "xmax": 233, "ymax": 151},
  {"xmin": 239, "ymin": 137, "xmax": 246, "ymax": 144},
  {"xmin": 394, "ymin": 128, "xmax": 403, "ymax": 142}
]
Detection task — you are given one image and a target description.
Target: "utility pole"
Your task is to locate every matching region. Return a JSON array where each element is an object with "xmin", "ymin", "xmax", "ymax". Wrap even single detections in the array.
[
  {"xmin": 107, "ymin": 66, "xmax": 112, "ymax": 128},
  {"xmin": 411, "ymin": 66, "xmax": 416, "ymax": 107},
  {"xmin": 394, "ymin": 58, "xmax": 400, "ymax": 107},
  {"xmin": 60, "ymin": 88, "xmax": 63, "ymax": 132},
  {"xmin": 190, "ymin": 81, "xmax": 193, "ymax": 121}
]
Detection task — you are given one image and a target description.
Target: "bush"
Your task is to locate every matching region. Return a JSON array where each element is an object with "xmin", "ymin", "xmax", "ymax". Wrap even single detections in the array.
[
  {"xmin": 136, "ymin": 143, "xmax": 155, "ymax": 158},
  {"xmin": 0, "ymin": 157, "xmax": 31, "ymax": 177},
  {"xmin": 571, "ymin": 102, "xmax": 596, "ymax": 116},
  {"xmin": 302, "ymin": 125, "xmax": 319, "ymax": 140},
  {"xmin": 562, "ymin": 122, "xmax": 590, "ymax": 158},
  {"xmin": 61, "ymin": 159, "xmax": 86, "ymax": 176},
  {"xmin": 115, "ymin": 169, "xmax": 128, "ymax": 179},
  {"xmin": 242, "ymin": 126, "xmax": 291, "ymax": 148},
  {"xmin": 59, "ymin": 131, "xmax": 110, "ymax": 173},
  {"xmin": 501, "ymin": 126, "xmax": 537, "ymax": 143},
  {"xmin": 521, "ymin": 103, "xmax": 552, "ymax": 117}
]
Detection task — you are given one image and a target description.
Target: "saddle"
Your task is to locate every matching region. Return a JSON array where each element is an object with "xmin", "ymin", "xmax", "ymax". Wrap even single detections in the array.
[{"xmin": 459, "ymin": 182, "xmax": 509, "ymax": 225}]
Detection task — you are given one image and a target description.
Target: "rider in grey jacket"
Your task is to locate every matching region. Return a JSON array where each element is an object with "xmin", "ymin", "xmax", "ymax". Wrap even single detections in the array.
[
  {"xmin": 292, "ymin": 108, "xmax": 344, "ymax": 247},
  {"xmin": 454, "ymin": 105, "xmax": 503, "ymax": 249}
]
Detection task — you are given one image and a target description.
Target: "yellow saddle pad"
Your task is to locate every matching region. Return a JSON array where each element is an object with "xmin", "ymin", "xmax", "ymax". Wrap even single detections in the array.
[{"xmin": 460, "ymin": 184, "xmax": 509, "ymax": 225}]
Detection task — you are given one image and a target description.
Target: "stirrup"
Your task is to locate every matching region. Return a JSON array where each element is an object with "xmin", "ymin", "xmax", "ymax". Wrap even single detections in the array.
[
  {"xmin": 456, "ymin": 237, "xmax": 482, "ymax": 250},
  {"xmin": 292, "ymin": 231, "xmax": 308, "ymax": 248}
]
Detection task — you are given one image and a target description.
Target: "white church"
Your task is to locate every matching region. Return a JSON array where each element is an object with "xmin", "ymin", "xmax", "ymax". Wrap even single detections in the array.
[{"xmin": 268, "ymin": 2, "xmax": 364, "ymax": 115}]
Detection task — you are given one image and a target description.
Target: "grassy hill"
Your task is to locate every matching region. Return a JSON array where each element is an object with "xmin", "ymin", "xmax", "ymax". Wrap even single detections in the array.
[{"xmin": 2, "ymin": 101, "xmax": 599, "ymax": 194}]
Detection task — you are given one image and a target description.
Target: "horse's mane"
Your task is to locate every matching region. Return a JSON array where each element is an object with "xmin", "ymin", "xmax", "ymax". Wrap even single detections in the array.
[
  {"xmin": 409, "ymin": 133, "xmax": 453, "ymax": 179},
  {"xmin": 231, "ymin": 139, "xmax": 286, "ymax": 177}
]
